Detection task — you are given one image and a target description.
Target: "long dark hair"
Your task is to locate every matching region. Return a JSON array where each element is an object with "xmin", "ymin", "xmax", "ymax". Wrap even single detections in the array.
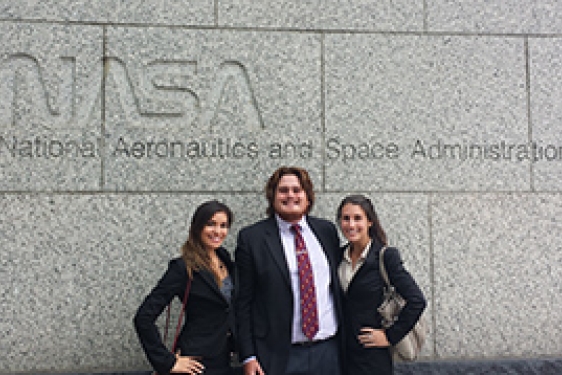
[
  {"xmin": 181, "ymin": 200, "xmax": 233, "ymax": 279},
  {"xmin": 336, "ymin": 194, "xmax": 387, "ymax": 246}
]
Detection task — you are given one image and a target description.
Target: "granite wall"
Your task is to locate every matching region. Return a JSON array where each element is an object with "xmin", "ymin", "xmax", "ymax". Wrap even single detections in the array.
[{"xmin": 1, "ymin": 1, "xmax": 561, "ymax": 374}]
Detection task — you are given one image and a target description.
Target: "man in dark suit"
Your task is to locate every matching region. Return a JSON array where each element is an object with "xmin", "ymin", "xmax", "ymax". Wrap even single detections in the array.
[{"xmin": 235, "ymin": 166, "xmax": 343, "ymax": 375}]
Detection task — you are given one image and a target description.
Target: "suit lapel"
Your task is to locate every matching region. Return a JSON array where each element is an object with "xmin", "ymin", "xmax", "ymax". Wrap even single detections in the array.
[
  {"xmin": 196, "ymin": 247, "xmax": 234, "ymax": 303},
  {"xmin": 308, "ymin": 217, "xmax": 345, "ymax": 299},
  {"xmin": 198, "ymin": 269, "xmax": 227, "ymax": 302},
  {"xmin": 263, "ymin": 217, "xmax": 292, "ymax": 288},
  {"xmin": 366, "ymin": 241, "xmax": 382, "ymax": 263},
  {"xmin": 308, "ymin": 217, "xmax": 335, "ymax": 266},
  {"xmin": 346, "ymin": 241, "xmax": 378, "ymax": 293}
]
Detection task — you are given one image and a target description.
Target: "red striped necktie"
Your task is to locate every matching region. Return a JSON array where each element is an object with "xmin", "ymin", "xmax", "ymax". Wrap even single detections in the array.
[{"xmin": 291, "ymin": 224, "xmax": 319, "ymax": 340}]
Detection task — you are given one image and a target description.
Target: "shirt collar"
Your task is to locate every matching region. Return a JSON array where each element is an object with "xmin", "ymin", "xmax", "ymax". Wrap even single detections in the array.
[
  {"xmin": 275, "ymin": 214, "xmax": 309, "ymax": 234},
  {"xmin": 343, "ymin": 239, "xmax": 373, "ymax": 263}
]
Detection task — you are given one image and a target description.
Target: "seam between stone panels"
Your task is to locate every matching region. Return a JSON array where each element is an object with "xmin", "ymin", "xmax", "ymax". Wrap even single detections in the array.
[
  {"xmin": 214, "ymin": 0, "xmax": 219, "ymax": 27},
  {"xmin": 428, "ymin": 193, "xmax": 436, "ymax": 358},
  {"xmin": 2, "ymin": 190, "xmax": 562, "ymax": 196},
  {"xmin": 525, "ymin": 37, "xmax": 534, "ymax": 192},
  {"xmin": 0, "ymin": 190, "xmax": 277, "ymax": 195},
  {"xmin": 2, "ymin": 18, "xmax": 561, "ymax": 39},
  {"xmin": 318, "ymin": 189, "xmax": 546, "ymax": 194},
  {"xmin": 101, "ymin": 26, "xmax": 107, "ymax": 190},
  {"xmin": 321, "ymin": 32, "xmax": 326, "ymax": 193},
  {"xmin": 423, "ymin": 0, "xmax": 428, "ymax": 33}
]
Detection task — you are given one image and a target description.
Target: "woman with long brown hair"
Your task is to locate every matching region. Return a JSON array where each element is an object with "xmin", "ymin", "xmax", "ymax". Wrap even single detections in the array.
[
  {"xmin": 336, "ymin": 195, "xmax": 426, "ymax": 375},
  {"xmin": 134, "ymin": 200, "xmax": 235, "ymax": 375}
]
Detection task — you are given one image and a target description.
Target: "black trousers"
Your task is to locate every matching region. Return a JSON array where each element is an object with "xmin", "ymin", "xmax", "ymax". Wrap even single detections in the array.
[
  {"xmin": 285, "ymin": 337, "xmax": 341, "ymax": 375},
  {"xmin": 196, "ymin": 342, "xmax": 235, "ymax": 375}
]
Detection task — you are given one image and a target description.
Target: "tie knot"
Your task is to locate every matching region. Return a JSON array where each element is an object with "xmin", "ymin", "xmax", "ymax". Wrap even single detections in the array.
[{"xmin": 290, "ymin": 224, "xmax": 302, "ymax": 234}]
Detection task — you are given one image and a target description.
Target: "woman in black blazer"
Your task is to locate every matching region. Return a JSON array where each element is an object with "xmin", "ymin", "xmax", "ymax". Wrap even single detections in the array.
[
  {"xmin": 336, "ymin": 195, "xmax": 426, "ymax": 375},
  {"xmin": 134, "ymin": 200, "xmax": 236, "ymax": 375}
]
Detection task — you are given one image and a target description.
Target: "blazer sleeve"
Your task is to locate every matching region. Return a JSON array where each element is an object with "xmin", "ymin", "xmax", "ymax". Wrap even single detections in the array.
[
  {"xmin": 233, "ymin": 227, "xmax": 256, "ymax": 361},
  {"xmin": 133, "ymin": 258, "xmax": 186, "ymax": 374},
  {"xmin": 382, "ymin": 247, "xmax": 427, "ymax": 346}
]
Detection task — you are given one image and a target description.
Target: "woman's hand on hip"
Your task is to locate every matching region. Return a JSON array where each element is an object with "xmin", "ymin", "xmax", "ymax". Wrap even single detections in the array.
[
  {"xmin": 358, "ymin": 327, "xmax": 390, "ymax": 348},
  {"xmin": 170, "ymin": 352, "xmax": 205, "ymax": 374}
]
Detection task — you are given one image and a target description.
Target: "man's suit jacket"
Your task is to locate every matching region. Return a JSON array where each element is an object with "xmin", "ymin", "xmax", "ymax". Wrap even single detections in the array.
[
  {"xmin": 234, "ymin": 215, "xmax": 343, "ymax": 375},
  {"xmin": 134, "ymin": 247, "xmax": 235, "ymax": 375}
]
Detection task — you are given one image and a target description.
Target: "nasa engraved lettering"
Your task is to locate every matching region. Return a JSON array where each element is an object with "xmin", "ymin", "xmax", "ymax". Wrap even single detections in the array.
[
  {"xmin": 0, "ymin": 135, "xmax": 101, "ymax": 158},
  {"xmin": 112, "ymin": 136, "xmax": 259, "ymax": 159},
  {"xmin": 326, "ymin": 137, "xmax": 400, "ymax": 162}
]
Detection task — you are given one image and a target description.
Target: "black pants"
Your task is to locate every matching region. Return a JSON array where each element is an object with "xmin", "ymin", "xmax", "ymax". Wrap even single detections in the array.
[
  {"xmin": 285, "ymin": 337, "xmax": 341, "ymax": 375},
  {"xmin": 196, "ymin": 343, "xmax": 234, "ymax": 375},
  {"xmin": 200, "ymin": 368, "xmax": 234, "ymax": 375}
]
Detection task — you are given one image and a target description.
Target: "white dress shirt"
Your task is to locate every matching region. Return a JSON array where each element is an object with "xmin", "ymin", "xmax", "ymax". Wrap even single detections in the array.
[{"xmin": 276, "ymin": 215, "xmax": 338, "ymax": 343}]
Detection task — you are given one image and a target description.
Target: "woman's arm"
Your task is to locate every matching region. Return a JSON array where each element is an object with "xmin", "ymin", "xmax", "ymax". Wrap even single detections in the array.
[
  {"xmin": 133, "ymin": 258, "xmax": 186, "ymax": 374},
  {"xmin": 382, "ymin": 247, "xmax": 427, "ymax": 345}
]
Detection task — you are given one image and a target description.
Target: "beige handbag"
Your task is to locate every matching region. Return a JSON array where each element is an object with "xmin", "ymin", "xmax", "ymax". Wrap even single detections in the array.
[{"xmin": 377, "ymin": 246, "xmax": 427, "ymax": 361}]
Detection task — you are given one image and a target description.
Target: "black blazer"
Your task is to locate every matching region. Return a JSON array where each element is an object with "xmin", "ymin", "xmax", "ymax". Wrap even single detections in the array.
[
  {"xmin": 134, "ymin": 247, "xmax": 235, "ymax": 375},
  {"xmin": 234, "ymin": 216, "xmax": 344, "ymax": 375},
  {"xmin": 342, "ymin": 241, "xmax": 426, "ymax": 374}
]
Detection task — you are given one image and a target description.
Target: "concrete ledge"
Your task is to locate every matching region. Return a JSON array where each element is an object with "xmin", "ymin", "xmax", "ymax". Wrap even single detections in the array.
[
  {"xmin": 18, "ymin": 358, "xmax": 562, "ymax": 375},
  {"xmin": 395, "ymin": 357, "xmax": 562, "ymax": 375}
]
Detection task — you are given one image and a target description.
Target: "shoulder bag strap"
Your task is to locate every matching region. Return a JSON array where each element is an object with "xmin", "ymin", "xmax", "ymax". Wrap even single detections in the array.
[
  {"xmin": 171, "ymin": 277, "xmax": 192, "ymax": 353},
  {"xmin": 161, "ymin": 277, "xmax": 192, "ymax": 353},
  {"xmin": 378, "ymin": 246, "xmax": 391, "ymax": 287}
]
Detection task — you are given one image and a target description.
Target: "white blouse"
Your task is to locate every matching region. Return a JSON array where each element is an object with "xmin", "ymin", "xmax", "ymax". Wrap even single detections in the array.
[{"xmin": 338, "ymin": 240, "xmax": 372, "ymax": 292}]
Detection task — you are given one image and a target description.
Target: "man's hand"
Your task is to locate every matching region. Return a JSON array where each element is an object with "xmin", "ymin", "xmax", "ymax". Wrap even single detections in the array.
[{"xmin": 243, "ymin": 358, "xmax": 265, "ymax": 375}]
